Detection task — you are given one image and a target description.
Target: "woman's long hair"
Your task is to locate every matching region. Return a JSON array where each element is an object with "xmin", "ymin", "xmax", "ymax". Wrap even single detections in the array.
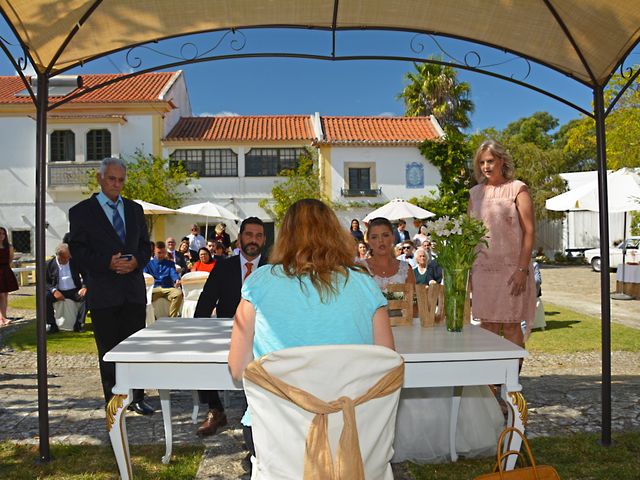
[
  {"xmin": 0, "ymin": 227, "xmax": 9, "ymax": 249},
  {"xmin": 270, "ymin": 199, "xmax": 364, "ymax": 301}
]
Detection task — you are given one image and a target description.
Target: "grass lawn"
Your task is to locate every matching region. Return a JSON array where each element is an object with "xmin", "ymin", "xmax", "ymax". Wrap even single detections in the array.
[
  {"xmin": 8, "ymin": 294, "xmax": 36, "ymax": 310},
  {"xmin": 0, "ymin": 442, "xmax": 202, "ymax": 480},
  {"xmin": 527, "ymin": 303, "xmax": 640, "ymax": 353},
  {"xmin": 405, "ymin": 431, "xmax": 640, "ymax": 480}
]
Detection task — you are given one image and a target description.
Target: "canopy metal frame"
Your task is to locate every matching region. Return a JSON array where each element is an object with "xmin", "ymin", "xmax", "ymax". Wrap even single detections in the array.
[{"xmin": 0, "ymin": 5, "xmax": 638, "ymax": 463}]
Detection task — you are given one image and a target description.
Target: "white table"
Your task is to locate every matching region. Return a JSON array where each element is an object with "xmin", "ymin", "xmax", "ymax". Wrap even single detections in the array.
[
  {"xmin": 104, "ymin": 318, "xmax": 527, "ymax": 479},
  {"xmin": 616, "ymin": 264, "xmax": 640, "ymax": 297}
]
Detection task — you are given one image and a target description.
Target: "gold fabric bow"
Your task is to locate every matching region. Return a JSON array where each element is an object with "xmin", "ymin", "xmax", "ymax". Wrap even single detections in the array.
[{"xmin": 244, "ymin": 356, "xmax": 404, "ymax": 480}]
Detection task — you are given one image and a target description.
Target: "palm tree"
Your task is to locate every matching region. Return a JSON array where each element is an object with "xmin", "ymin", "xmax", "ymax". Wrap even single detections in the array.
[{"xmin": 398, "ymin": 60, "xmax": 474, "ymax": 132}]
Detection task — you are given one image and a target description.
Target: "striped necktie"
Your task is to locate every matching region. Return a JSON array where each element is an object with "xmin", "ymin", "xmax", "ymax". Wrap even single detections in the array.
[{"xmin": 107, "ymin": 201, "xmax": 126, "ymax": 243}]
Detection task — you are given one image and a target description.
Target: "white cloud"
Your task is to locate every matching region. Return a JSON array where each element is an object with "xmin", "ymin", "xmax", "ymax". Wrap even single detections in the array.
[
  {"xmin": 214, "ymin": 111, "xmax": 240, "ymax": 117},
  {"xmin": 376, "ymin": 111, "xmax": 396, "ymax": 117}
]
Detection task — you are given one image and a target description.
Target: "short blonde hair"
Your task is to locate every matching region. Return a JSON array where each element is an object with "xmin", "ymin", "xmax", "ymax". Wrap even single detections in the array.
[{"xmin": 473, "ymin": 140, "xmax": 515, "ymax": 184}]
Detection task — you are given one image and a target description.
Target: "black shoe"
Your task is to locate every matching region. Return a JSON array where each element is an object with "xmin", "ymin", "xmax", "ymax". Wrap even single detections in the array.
[
  {"xmin": 127, "ymin": 400, "xmax": 154, "ymax": 416},
  {"xmin": 241, "ymin": 453, "xmax": 253, "ymax": 474},
  {"xmin": 46, "ymin": 324, "xmax": 59, "ymax": 334}
]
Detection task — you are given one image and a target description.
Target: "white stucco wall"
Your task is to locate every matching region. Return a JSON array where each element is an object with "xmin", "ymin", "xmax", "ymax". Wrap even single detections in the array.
[
  {"xmin": 163, "ymin": 73, "xmax": 192, "ymax": 136},
  {"xmin": 329, "ymin": 145, "xmax": 441, "ymax": 202}
]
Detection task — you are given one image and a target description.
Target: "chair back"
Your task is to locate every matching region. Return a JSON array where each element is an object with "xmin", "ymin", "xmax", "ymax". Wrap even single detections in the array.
[
  {"xmin": 143, "ymin": 273, "xmax": 154, "ymax": 304},
  {"xmin": 180, "ymin": 271, "xmax": 209, "ymax": 317},
  {"xmin": 416, "ymin": 283, "xmax": 444, "ymax": 327},
  {"xmin": 53, "ymin": 298, "xmax": 80, "ymax": 331},
  {"xmin": 244, "ymin": 344, "xmax": 403, "ymax": 480},
  {"xmin": 386, "ymin": 283, "xmax": 414, "ymax": 326}
]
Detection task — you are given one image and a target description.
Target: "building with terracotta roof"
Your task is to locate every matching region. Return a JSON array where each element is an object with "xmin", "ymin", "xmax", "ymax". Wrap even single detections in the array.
[
  {"xmin": 0, "ymin": 71, "xmax": 190, "ymax": 256},
  {"xmin": 162, "ymin": 112, "xmax": 444, "ymax": 234},
  {"xmin": 0, "ymin": 69, "xmax": 444, "ymax": 255}
]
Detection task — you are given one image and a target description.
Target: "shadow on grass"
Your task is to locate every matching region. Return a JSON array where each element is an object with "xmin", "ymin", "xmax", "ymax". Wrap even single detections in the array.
[{"xmin": 542, "ymin": 319, "xmax": 581, "ymax": 330}]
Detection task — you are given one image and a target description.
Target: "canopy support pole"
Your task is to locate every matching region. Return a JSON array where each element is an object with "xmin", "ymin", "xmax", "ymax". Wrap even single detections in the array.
[
  {"xmin": 35, "ymin": 72, "xmax": 51, "ymax": 462},
  {"xmin": 593, "ymin": 85, "xmax": 612, "ymax": 447}
]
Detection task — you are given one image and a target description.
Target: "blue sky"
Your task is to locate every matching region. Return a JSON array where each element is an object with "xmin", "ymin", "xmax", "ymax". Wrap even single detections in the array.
[{"xmin": 0, "ymin": 26, "xmax": 597, "ymax": 132}]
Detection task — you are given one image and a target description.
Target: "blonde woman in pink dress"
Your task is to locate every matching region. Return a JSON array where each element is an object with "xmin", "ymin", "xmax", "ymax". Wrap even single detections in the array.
[{"xmin": 469, "ymin": 140, "xmax": 536, "ymax": 347}]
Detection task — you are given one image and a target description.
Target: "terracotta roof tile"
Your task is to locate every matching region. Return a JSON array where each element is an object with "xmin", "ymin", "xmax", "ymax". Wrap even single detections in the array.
[
  {"xmin": 166, "ymin": 116, "xmax": 314, "ymax": 142},
  {"xmin": 320, "ymin": 116, "xmax": 441, "ymax": 145},
  {"xmin": 0, "ymin": 72, "xmax": 178, "ymax": 104}
]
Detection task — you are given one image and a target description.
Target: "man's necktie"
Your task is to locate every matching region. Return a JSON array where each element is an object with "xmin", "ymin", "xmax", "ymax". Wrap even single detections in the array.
[
  {"xmin": 243, "ymin": 262, "xmax": 253, "ymax": 282},
  {"xmin": 107, "ymin": 201, "xmax": 126, "ymax": 243}
]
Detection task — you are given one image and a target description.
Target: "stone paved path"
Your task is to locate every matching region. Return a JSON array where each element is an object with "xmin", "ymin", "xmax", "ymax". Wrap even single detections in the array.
[{"xmin": 1, "ymin": 272, "xmax": 639, "ymax": 479}]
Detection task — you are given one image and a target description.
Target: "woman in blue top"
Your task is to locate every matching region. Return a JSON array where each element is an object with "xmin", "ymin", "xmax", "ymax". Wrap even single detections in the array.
[{"xmin": 229, "ymin": 198, "xmax": 394, "ymax": 382}]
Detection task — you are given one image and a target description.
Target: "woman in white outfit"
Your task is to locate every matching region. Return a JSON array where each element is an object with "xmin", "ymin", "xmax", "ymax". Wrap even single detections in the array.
[{"xmin": 361, "ymin": 217, "xmax": 504, "ymax": 463}]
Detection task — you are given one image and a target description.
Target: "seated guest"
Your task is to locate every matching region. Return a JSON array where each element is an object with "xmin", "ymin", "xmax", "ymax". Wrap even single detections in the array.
[
  {"xmin": 426, "ymin": 254, "xmax": 443, "ymax": 284},
  {"xmin": 45, "ymin": 243, "xmax": 87, "ymax": 333},
  {"xmin": 187, "ymin": 224, "xmax": 206, "ymax": 256},
  {"xmin": 350, "ymin": 218, "xmax": 365, "ymax": 242},
  {"xmin": 206, "ymin": 240, "xmax": 216, "ymax": 256},
  {"xmin": 213, "ymin": 242, "xmax": 227, "ymax": 261},
  {"xmin": 144, "ymin": 241, "xmax": 183, "ymax": 317},
  {"xmin": 413, "ymin": 248, "xmax": 429, "ymax": 285},
  {"xmin": 166, "ymin": 236, "xmax": 187, "ymax": 274},
  {"xmin": 192, "ymin": 247, "xmax": 217, "ymax": 273},
  {"xmin": 356, "ymin": 240, "xmax": 369, "ymax": 261},
  {"xmin": 396, "ymin": 240, "xmax": 417, "ymax": 268},
  {"xmin": 178, "ymin": 238, "xmax": 193, "ymax": 272},
  {"xmin": 229, "ymin": 198, "xmax": 394, "ymax": 461},
  {"xmin": 210, "ymin": 222, "xmax": 231, "ymax": 249}
]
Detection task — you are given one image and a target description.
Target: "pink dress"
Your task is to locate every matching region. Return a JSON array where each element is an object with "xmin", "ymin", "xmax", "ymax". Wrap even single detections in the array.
[{"xmin": 469, "ymin": 180, "xmax": 535, "ymax": 331}]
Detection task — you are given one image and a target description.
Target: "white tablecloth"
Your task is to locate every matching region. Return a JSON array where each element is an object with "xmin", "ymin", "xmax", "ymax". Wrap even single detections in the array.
[{"xmin": 616, "ymin": 264, "xmax": 640, "ymax": 283}]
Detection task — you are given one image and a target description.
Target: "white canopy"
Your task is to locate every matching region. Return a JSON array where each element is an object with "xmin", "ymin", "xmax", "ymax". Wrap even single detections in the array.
[
  {"xmin": 134, "ymin": 199, "xmax": 176, "ymax": 215},
  {"xmin": 546, "ymin": 169, "xmax": 640, "ymax": 213},
  {"xmin": 363, "ymin": 198, "xmax": 435, "ymax": 223},
  {"xmin": 177, "ymin": 201, "xmax": 240, "ymax": 239}
]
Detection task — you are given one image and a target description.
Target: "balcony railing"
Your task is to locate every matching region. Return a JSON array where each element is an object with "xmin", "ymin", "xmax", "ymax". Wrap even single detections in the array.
[
  {"xmin": 340, "ymin": 187, "xmax": 382, "ymax": 197},
  {"xmin": 48, "ymin": 162, "xmax": 101, "ymax": 187}
]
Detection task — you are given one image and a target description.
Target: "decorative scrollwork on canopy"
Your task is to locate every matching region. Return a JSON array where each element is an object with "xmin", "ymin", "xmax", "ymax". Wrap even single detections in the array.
[
  {"xmin": 409, "ymin": 33, "xmax": 531, "ymax": 82},
  {"xmin": 0, "ymin": 34, "xmax": 29, "ymax": 72},
  {"xmin": 618, "ymin": 53, "xmax": 640, "ymax": 80},
  {"xmin": 125, "ymin": 29, "xmax": 247, "ymax": 69}
]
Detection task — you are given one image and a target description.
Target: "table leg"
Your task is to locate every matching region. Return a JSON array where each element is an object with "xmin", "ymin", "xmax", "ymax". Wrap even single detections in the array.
[
  {"xmin": 503, "ymin": 390, "xmax": 528, "ymax": 470},
  {"xmin": 449, "ymin": 386, "xmax": 462, "ymax": 462},
  {"xmin": 107, "ymin": 392, "xmax": 133, "ymax": 480},
  {"xmin": 191, "ymin": 390, "xmax": 200, "ymax": 424},
  {"xmin": 159, "ymin": 389, "xmax": 173, "ymax": 464}
]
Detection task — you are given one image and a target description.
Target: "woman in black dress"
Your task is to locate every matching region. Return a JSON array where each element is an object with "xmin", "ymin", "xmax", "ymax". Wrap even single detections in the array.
[{"xmin": 0, "ymin": 227, "xmax": 19, "ymax": 326}]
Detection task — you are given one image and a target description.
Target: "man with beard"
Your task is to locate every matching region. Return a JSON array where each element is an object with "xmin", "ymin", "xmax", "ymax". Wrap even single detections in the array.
[{"xmin": 193, "ymin": 217, "xmax": 267, "ymax": 437}]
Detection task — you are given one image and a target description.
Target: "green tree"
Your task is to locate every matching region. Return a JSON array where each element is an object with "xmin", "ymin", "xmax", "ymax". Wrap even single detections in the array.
[
  {"xmin": 258, "ymin": 148, "xmax": 324, "ymax": 226},
  {"xmin": 398, "ymin": 59, "xmax": 474, "ymax": 131},
  {"xmin": 561, "ymin": 67, "xmax": 640, "ymax": 171},
  {"xmin": 410, "ymin": 129, "xmax": 473, "ymax": 217},
  {"xmin": 87, "ymin": 150, "xmax": 198, "ymax": 234}
]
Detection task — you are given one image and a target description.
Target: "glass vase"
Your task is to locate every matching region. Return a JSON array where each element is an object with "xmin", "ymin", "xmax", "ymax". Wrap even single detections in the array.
[{"xmin": 443, "ymin": 267, "xmax": 469, "ymax": 332}]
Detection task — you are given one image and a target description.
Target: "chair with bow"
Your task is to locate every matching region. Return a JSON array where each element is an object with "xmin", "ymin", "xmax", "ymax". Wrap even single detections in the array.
[
  {"xmin": 243, "ymin": 344, "xmax": 404, "ymax": 480},
  {"xmin": 142, "ymin": 273, "xmax": 157, "ymax": 326},
  {"xmin": 180, "ymin": 271, "xmax": 209, "ymax": 318},
  {"xmin": 53, "ymin": 298, "xmax": 80, "ymax": 331}
]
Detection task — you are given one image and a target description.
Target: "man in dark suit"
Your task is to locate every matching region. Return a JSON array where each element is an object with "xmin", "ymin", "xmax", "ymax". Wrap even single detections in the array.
[
  {"xmin": 45, "ymin": 242, "xmax": 87, "ymax": 333},
  {"xmin": 393, "ymin": 219, "xmax": 411, "ymax": 245},
  {"xmin": 68, "ymin": 157, "xmax": 153, "ymax": 416},
  {"xmin": 194, "ymin": 217, "xmax": 266, "ymax": 437}
]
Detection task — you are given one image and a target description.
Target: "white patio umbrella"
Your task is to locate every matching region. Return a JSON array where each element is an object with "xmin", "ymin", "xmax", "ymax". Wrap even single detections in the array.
[
  {"xmin": 177, "ymin": 201, "xmax": 241, "ymax": 239},
  {"xmin": 546, "ymin": 168, "xmax": 640, "ymax": 300},
  {"xmin": 363, "ymin": 198, "xmax": 435, "ymax": 223},
  {"xmin": 133, "ymin": 199, "xmax": 177, "ymax": 215}
]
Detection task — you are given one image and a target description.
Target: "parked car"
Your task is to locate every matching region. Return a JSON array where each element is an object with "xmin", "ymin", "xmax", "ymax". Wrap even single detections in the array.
[{"xmin": 584, "ymin": 236, "xmax": 640, "ymax": 272}]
